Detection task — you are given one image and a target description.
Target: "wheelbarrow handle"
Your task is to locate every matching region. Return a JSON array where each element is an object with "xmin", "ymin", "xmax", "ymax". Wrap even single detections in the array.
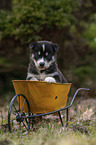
[{"xmin": 69, "ymin": 88, "xmax": 90, "ymax": 107}]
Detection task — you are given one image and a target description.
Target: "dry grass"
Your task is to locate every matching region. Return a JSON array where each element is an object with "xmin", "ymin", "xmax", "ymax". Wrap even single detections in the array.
[{"xmin": 0, "ymin": 96, "xmax": 96, "ymax": 145}]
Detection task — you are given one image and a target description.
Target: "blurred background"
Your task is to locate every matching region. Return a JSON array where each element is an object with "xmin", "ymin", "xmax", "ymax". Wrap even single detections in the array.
[{"xmin": 0, "ymin": 0, "xmax": 96, "ymax": 98}]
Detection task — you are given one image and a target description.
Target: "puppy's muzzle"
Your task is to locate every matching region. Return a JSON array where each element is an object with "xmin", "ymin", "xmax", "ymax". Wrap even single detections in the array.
[{"xmin": 39, "ymin": 62, "xmax": 45, "ymax": 67}]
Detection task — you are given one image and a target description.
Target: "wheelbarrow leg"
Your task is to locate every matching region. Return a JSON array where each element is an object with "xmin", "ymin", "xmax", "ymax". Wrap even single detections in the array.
[
  {"xmin": 32, "ymin": 113, "xmax": 34, "ymax": 128},
  {"xmin": 66, "ymin": 108, "xmax": 68, "ymax": 127},
  {"xmin": 58, "ymin": 111, "xmax": 63, "ymax": 126}
]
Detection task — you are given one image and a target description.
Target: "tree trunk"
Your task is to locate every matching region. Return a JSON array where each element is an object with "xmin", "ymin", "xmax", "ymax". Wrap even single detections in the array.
[{"xmin": 0, "ymin": 0, "xmax": 12, "ymax": 10}]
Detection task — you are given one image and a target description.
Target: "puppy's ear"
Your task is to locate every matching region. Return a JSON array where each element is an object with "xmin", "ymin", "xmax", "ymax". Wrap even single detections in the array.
[
  {"xmin": 29, "ymin": 42, "xmax": 36, "ymax": 49},
  {"xmin": 52, "ymin": 43, "xmax": 59, "ymax": 52}
]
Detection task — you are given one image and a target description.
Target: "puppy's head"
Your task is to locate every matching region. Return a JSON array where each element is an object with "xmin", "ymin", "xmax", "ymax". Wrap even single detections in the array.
[{"xmin": 29, "ymin": 41, "xmax": 59, "ymax": 70}]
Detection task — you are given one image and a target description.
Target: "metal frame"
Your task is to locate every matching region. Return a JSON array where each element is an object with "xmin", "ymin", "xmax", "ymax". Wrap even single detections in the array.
[
  {"xmin": 8, "ymin": 88, "xmax": 89, "ymax": 132},
  {"xmin": 8, "ymin": 94, "xmax": 31, "ymax": 132}
]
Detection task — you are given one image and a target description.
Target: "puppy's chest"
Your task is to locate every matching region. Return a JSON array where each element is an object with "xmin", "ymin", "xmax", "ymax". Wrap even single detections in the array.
[{"xmin": 36, "ymin": 72, "xmax": 47, "ymax": 80}]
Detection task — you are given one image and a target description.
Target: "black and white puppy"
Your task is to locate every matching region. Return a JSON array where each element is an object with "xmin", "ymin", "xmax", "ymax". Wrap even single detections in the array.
[{"xmin": 26, "ymin": 41, "xmax": 67, "ymax": 83}]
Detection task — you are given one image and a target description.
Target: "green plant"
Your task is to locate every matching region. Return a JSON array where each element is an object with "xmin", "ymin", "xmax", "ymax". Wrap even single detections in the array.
[
  {"xmin": 82, "ymin": 23, "xmax": 96, "ymax": 49},
  {"xmin": 0, "ymin": 0, "xmax": 78, "ymax": 44}
]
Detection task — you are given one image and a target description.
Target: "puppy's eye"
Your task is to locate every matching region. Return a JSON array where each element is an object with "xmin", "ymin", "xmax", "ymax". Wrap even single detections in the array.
[
  {"xmin": 35, "ymin": 52, "xmax": 40, "ymax": 56},
  {"xmin": 45, "ymin": 52, "xmax": 51, "ymax": 60},
  {"xmin": 46, "ymin": 55, "xmax": 51, "ymax": 60},
  {"xmin": 35, "ymin": 52, "xmax": 40, "ymax": 59}
]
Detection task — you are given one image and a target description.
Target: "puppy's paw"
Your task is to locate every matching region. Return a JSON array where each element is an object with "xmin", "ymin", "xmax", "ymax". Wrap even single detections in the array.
[
  {"xmin": 45, "ymin": 77, "xmax": 56, "ymax": 83},
  {"xmin": 30, "ymin": 77, "xmax": 38, "ymax": 81}
]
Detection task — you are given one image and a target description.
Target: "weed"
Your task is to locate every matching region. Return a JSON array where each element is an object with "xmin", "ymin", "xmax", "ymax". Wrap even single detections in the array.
[{"xmin": 0, "ymin": 98, "xmax": 96, "ymax": 145}]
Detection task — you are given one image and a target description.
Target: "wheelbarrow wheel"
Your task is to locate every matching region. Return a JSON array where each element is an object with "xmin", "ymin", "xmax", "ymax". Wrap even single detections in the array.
[{"xmin": 8, "ymin": 94, "xmax": 30, "ymax": 133}]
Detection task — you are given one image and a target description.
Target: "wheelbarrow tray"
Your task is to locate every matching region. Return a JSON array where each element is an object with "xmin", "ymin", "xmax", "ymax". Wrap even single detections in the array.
[{"xmin": 12, "ymin": 80, "xmax": 71, "ymax": 114}]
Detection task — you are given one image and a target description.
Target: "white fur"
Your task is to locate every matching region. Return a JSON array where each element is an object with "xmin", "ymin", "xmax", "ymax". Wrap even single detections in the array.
[
  {"xmin": 44, "ymin": 77, "xmax": 56, "ymax": 83},
  {"xmin": 31, "ymin": 54, "xmax": 34, "ymax": 58},
  {"xmin": 34, "ymin": 57, "xmax": 48, "ymax": 70},
  {"xmin": 45, "ymin": 52, "xmax": 48, "ymax": 56},
  {"xmin": 42, "ymin": 44, "xmax": 45, "ymax": 52},
  {"xmin": 38, "ymin": 51, "xmax": 41, "ymax": 55},
  {"xmin": 27, "ymin": 72, "xmax": 58, "ymax": 82},
  {"xmin": 34, "ymin": 56, "xmax": 55, "ymax": 70},
  {"xmin": 30, "ymin": 77, "xmax": 38, "ymax": 81},
  {"xmin": 37, "ymin": 57, "xmax": 45, "ymax": 65},
  {"xmin": 31, "ymin": 50, "xmax": 55, "ymax": 71}
]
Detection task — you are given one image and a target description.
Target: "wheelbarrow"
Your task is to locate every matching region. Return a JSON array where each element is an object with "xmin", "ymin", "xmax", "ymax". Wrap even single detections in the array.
[{"xmin": 8, "ymin": 80, "xmax": 89, "ymax": 133}]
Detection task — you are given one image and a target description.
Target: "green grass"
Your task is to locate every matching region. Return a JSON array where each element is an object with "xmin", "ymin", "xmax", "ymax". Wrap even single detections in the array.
[{"xmin": 0, "ymin": 97, "xmax": 96, "ymax": 145}]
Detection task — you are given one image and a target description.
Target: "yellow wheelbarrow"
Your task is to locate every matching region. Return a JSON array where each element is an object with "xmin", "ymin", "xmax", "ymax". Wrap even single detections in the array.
[{"xmin": 8, "ymin": 80, "xmax": 89, "ymax": 133}]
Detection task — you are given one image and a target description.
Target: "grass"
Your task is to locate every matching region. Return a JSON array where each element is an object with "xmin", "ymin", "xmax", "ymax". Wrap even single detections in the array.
[{"xmin": 0, "ymin": 95, "xmax": 96, "ymax": 145}]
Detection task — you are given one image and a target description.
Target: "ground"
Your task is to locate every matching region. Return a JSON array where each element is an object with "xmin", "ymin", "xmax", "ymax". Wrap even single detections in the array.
[{"xmin": 0, "ymin": 94, "xmax": 96, "ymax": 145}]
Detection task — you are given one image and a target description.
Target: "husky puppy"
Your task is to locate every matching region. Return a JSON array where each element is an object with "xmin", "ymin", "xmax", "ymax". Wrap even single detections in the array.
[{"xmin": 26, "ymin": 41, "xmax": 67, "ymax": 83}]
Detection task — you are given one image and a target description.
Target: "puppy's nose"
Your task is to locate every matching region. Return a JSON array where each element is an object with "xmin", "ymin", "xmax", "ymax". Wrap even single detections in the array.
[{"xmin": 40, "ymin": 62, "xmax": 45, "ymax": 67}]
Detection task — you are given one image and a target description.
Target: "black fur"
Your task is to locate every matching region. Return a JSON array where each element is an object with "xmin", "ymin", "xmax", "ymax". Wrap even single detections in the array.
[{"xmin": 26, "ymin": 41, "xmax": 67, "ymax": 83}]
